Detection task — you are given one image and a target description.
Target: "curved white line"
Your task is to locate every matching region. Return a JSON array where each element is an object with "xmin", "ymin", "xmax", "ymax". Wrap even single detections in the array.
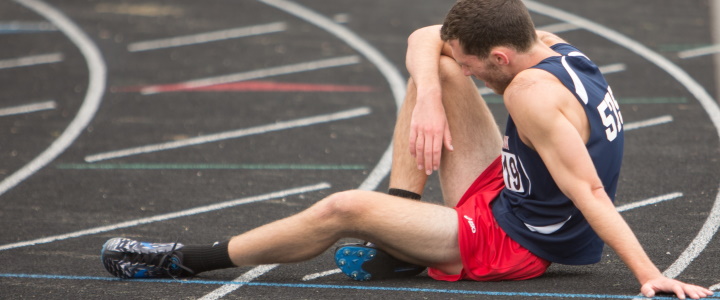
[
  {"xmin": 259, "ymin": 0, "xmax": 406, "ymax": 192},
  {"xmin": 2, "ymin": 0, "xmax": 106, "ymax": 197},
  {"xmin": 525, "ymin": 0, "xmax": 720, "ymax": 281},
  {"xmin": 200, "ymin": 0, "xmax": 407, "ymax": 298}
]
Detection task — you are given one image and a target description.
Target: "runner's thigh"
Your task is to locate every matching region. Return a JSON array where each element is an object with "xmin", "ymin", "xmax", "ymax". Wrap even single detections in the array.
[
  {"xmin": 330, "ymin": 190, "xmax": 461, "ymax": 269},
  {"xmin": 436, "ymin": 56, "xmax": 502, "ymax": 207}
]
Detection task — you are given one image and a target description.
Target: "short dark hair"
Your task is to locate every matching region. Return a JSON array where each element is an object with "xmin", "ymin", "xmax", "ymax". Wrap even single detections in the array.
[{"xmin": 440, "ymin": 0, "xmax": 537, "ymax": 58}]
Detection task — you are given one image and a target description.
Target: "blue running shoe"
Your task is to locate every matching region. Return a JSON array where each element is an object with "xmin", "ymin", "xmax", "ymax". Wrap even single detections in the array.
[
  {"xmin": 101, "ymin": 237, "xmax": 194, "ymax": 279},
  {"xmin": 334, "ymin": 243, "xmax": 426, "ymax": 281}
]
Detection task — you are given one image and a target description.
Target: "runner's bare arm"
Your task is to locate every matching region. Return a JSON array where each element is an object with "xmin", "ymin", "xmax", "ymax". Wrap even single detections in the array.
[
  {"xmin": 405, "ymin": 25, "xmax": 455, "ymax": 175},
  {"xmin": 505, "ymin": 70, "xmax": 713, "ymax": 299}
]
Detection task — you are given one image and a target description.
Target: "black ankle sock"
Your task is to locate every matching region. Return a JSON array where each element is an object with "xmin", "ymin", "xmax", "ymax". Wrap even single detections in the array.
[
  {"xmin": 181, "ymin": 240, "xmax": 235, "ymax": 275},
  {"xmin": 388, "ymin": 188, "xmax": 421, "ymax": 200}
]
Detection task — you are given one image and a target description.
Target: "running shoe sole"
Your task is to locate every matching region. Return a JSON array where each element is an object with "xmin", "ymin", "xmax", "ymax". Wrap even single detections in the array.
[{"xmin": 334, "ymin": 244, "xmax": 425, "ymax": 281}]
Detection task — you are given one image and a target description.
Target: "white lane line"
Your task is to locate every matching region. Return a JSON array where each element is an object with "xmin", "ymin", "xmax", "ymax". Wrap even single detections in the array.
[
  {"xmin": 141, "ymin": 55, "xmax": 361, "ymax": 94},
  {"xmin": 526, "ymin": 0, "xmax": 720, "ymax": 282},
  {"xmin": 0, "ymin": 53, "xmax": 63, "ymax": 70},
  {"xmin": 598, "ymin": 63, "xmax": 626, "ymax": 75},
  {"xmin": 302, "ymin": 269, "xmax": 341, "ymax": 281},
  {"xmin": 128, "ymin": 22, "xmax": 287, "ymax": 52},
  {"xmin": 677, "ymin": 44, "xmax": 720, "ymax": 59},
  {"xmin": 0, "ymin": 100, "xmax": 56, "ymax": 117},
  {"xmin": 198, "ymin": 264, "xmax": 280, "ymax": 300},
  {"xmin": 616, "ymin": 192, "xmax": 684, "ymax": 212},
  {"xmin": 0, "ymin": 21, "xmax": 57, "ymax": 31},
  {"xmin": 2, "ymin": 0, "xmax": 106, "ymax": 198},
  {"xmin": 537, "ymin": 22, "xmax": 581, "ymax": 34},
  {"xmin": 624, "ymin": 115, "xmax": 673, "ymax": 131},
  {"xmin": 305, "ymin": 192, "xmax": 686, "ymax": 281},
  {"xmin": 84, "ymin": 107, "xmax": 371, "ymax": 163},
  {"xmin": 259, "ymin": 0, "xmax": 406, "ymax": 192},
  {"xmin": 197, "ymin": 0, "xmax": 407, "ymax": 297},
  {"xmin": 0, "ymin": 182, "xmax": 331, "ymax": 251}
]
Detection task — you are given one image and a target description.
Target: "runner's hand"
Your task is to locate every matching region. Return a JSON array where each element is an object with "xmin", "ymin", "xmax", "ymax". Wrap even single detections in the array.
[
  {"xmin": 409, "ymin": 95, "xmax": 453, "ymax": 175},
  {"xmin": 640, "ymin": 276, "xmax": 713, "ymax": 299}
]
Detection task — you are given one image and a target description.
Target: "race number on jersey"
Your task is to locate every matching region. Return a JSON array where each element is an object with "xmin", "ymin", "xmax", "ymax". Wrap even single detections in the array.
[{"xmin": 502, "ymin": 151, "xmax": 525, "ymax": 193}]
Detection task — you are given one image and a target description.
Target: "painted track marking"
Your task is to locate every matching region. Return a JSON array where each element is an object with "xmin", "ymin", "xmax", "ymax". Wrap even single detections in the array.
[
  {"xmin": 198, "ymin": 265, "xmax": 280, "ymax": 300},
  {"xmin": 0, "ymin": 100, "xmax": 56, "ymax": 117},
  {"xmin": 0, "ymin": 0, "xmax": 106, "ymax": 198},
  {"xmin": 623, "ymin": 115, "xmax": 673, "ymax": 131},
  {"xmin": 257, "ymin": 0, "xmax": 409, "ymax": 195},
  {"xmin": 115, "ymin": 80, "xmax": 374, "ymax": 93},
  {"xmin": 1, "ymin": 1, "xmax": 716, "ymax": 298},
  {"xmin": 0, "ymin": 21, "xmax": 56, "ymax": 32},
  {"xmin": 1, "ymin": 273, "xmax": 716, "ymax": 300},
  {"xmin": 0, "ymin": 182, "xmax": 331, "ymax": 251},
  {"xmin": 127, "ymin": 22, "xmax": 287, "ymax": 52},
  {"xmin": 84, "ymin": 107, "xmax": 372, "ymax": 163},
  {"xmin": 302, "ymin": 269, "xmax": 342, "ymax": 281},
  {"xmin": 615, "ymin": 192, "xmax": 683, "ymax": 212},
  {"xmin": 0, "ymin": 53, "xmax": 62, "ymax": 69},
  {"xmin": 599, "ymin": 63, "xmax": 626, "ymax": 75},
  {"xmin": 56, "ymin": 163, "xmax": 366, "ymax": 171},
  {"xmin": 678, "ymin": 44, "xmax": 720, "ymax": 59},
  {"xmin": 536, "ymin": 22, "xmax": 580, "ymax": 34},
  {"xmin": 195, "ymin": 0, "xmax": 408, "ymax": 298},
  {"xmin": 140, "ymin": 55, "xmax": 361, "ymax": 94}
]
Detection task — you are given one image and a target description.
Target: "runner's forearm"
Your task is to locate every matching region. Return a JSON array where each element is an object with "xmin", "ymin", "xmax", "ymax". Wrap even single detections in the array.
[{"xmin": 406, "ymin": 25, "xmax": 446, "ymax": 99}]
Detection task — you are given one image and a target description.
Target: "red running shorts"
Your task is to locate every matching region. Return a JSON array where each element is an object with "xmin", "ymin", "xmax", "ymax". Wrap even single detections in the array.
[{"xmin": 428, "ymin": 156, "xmax": 551, "ymax": 281}]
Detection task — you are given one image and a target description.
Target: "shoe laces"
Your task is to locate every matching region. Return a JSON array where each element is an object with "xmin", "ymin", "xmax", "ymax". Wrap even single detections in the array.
[
  {"xmin": 162, "ymin": 242, "xmax": 195, "ymax": 278},
  {"xmin": 130, "ymin": 241, "xmax": 195, "ymax": 278}
]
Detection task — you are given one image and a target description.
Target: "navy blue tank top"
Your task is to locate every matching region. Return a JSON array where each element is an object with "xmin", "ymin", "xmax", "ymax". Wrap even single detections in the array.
[{"xmin": 492, "ymin": 43, "xmax": 624, "ymax": 265}]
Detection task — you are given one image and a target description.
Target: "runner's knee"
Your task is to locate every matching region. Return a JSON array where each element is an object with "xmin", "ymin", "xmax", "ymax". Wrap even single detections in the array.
[
  {"xmin": 310, "ymin": 190, "xmax": 368, "ymax": 222},
  {"xmin": 438, "ymin": 55, "xmax": 465, "ymax": 81}
]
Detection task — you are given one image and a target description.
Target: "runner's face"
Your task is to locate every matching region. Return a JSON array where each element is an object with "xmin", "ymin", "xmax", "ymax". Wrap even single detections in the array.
[{"xmin": 448, "ymin": 40, "xmax": 514, "ymax": 94}]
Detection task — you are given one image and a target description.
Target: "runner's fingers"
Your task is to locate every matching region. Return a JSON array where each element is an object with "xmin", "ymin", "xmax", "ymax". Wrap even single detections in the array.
[
  {"xmin": 424, "ymin": 134, "xmax": 434, "ymax": 175},
  {"xmin": 444, "ymin": 125, "xmax": 454, "ymax": 152},
  {"xmin": 415, "ymin": 133, "xmax": 425, "ymax": 170},
  {"xmin": 687, "ymin": 285, "xmax": 714, "ymax": 299},
  {"xmin": 432, "ymin": 133, "xmax": 443, "ymax": 171},
  {"xmin": 672, "ymin": 284, "xmax": 687, "ymax": 300},
  {"xmin": 409, "ymin": 128, "xmax": 418, "ymax": 157}
]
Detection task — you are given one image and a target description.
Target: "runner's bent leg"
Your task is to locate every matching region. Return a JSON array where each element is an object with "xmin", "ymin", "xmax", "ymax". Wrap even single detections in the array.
[
  {"xmin": 436, "ymin": 56, "xmax": 502, "ymax": 207},
  {"xmin": 227, "ymin": 190, "xmax": 462, "ymax": 275},
  {"xmin": 388, "ymin": 79, "xmax": 429, "ymax": 196},
  {"xmin": 390, "ymin": 56, "xmax": 502, "ymax": 207}
]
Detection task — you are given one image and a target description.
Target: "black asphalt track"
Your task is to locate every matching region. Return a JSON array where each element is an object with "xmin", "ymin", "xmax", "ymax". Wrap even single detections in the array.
[{"xmin": 0, "ymin": 0, "xmax": 719, "ymax": 299}]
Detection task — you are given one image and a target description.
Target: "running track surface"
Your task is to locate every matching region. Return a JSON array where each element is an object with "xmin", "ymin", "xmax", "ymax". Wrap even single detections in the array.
[{"xmin": 0, "ymin": 0, "xmax": 719, "ymax": 299}]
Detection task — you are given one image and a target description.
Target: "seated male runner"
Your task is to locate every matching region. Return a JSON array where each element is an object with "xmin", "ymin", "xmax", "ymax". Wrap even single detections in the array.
[{"xmin": 100, "ymin": 0, "xmax": 712, "ymax": 298}]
